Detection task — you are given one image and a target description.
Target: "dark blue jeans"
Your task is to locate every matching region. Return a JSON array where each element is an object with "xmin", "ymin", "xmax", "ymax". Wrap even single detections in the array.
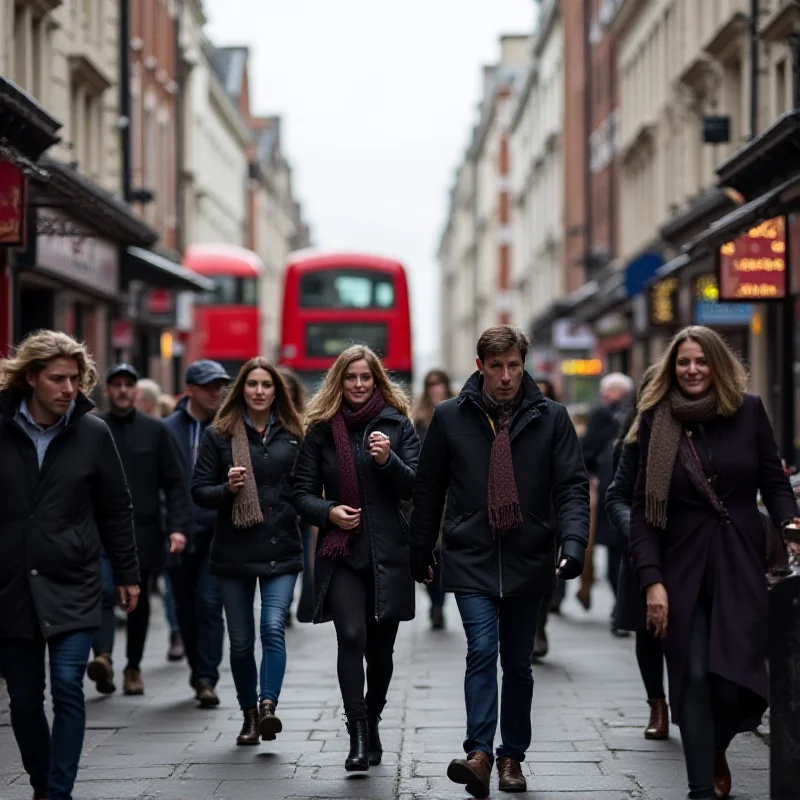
[
  {"xmin": 219, "ymin": 573, "xmax": 298, "ymax": 709},
  {"xmin": 454, "ymin": 593, "xmax": 543, "ymax": 763},
  {"xmin": 0, "ymin": 629, "xmax": 95, "ymax": 800},
  {"xmin": 167, "ymin": 538, "xmax": 224, "ymax": 686}
]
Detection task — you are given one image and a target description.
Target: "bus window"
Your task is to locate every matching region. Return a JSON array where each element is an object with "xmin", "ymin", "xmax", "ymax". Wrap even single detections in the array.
[
  {"xmin": 241, "ymin": 277, "xmax": 259, "ymax": 305},
  {"xmin": 305, "ymin": 322, "xmax": 388, "ymax": 358},
  {"xmin": 300, "ymin": 270, "xmax": 395, "ymax": 309}
]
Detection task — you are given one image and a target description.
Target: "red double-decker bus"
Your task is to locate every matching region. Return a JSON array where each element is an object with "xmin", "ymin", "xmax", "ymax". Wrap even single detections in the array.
[
  {"xmin": 184, "ymin": 244, "xmax": 263, "ymax": 376},
  {"xmin": 280, "ymin": 250, "xmax": 413, "ymax": 391}
]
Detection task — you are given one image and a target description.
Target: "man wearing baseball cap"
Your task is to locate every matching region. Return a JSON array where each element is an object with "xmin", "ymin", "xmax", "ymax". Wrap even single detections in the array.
[
  {"xmin": 164, "ymin": 360, "xmax": 231, "ymax": 707},
  {"xmin": 87, "ymin": 364, "xmax": 190, "ymax": 697}
]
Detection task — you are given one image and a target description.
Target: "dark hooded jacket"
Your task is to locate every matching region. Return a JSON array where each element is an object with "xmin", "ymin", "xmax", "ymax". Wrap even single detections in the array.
[
  {"xmin": 0, "ymin": 390, "xmax": 139, "ymax": 640},
  {"xmin": 410, "ymin": 372, "xmax": 590, "ymax": 597}
]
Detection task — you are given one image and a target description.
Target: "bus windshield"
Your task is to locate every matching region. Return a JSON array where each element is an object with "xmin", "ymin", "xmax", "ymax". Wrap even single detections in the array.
[{"xmin": 299, "ymin": 270, "xmax": 395, "ymax": 309}]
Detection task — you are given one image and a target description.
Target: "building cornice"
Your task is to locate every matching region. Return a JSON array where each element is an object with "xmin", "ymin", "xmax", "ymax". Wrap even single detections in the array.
[{"xmin": 0, "ymin": 77, "xmax": 62, "ymax": 159}]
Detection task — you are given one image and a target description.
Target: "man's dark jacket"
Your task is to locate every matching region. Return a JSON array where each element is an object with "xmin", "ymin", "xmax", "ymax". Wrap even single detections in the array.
[
  {"xmin": 97, "ymin": 408, "xmax": 190, "ymax": 571},
  {"xmin": 0, "ymin": 390, "xmax": 140, "ymax": 640},
  {"xmin": 410, "ymin": 372, "xmax": 590, "ymax": 597},
  {"xmin": 164, "ymin": 396, "xmax": 216, "ymax": 544}
]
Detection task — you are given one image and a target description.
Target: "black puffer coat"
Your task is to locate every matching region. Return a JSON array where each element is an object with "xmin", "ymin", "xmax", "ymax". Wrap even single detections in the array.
[
  {"xmin": 192, "ymin": 422, "xmax": 303, "ymax": 578},
  {"xmin": 410, "ymin": 372, "xmax": 590, "ymax": 597},
  {"xmin": 292, "ymin": 402, "xmax": 420, "ymax": 623},
  {"xmin": 0, "ymin": 391, "xmax": 139, "ymax": 640}
]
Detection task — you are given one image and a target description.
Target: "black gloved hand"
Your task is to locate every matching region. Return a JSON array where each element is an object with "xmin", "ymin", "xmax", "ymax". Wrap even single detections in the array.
[
  {"xmin": 410, "ymin": 549, "xmax": 435, "ymax": 584},
  {"xmin": 555, "ymin": 554, "xmax": 583, "ymax": 581}
]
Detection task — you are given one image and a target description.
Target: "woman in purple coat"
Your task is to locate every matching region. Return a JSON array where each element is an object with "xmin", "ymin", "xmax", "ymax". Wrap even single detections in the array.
[{"xmin": 629, "ymin": 325, "xmax": 798, "ymax": 800}]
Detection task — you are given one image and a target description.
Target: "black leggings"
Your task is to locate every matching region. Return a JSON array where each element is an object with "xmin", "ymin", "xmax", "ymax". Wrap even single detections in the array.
[
  {"xmin": 680, "ymin": 601, "xmax": 742, "ymax": 796},
  {"xmin": 126, "ymin": 570, "xmax": 151, "ymax": 671},
  {"xmin": 328, "ymin": 564, "xmax": 400, "ymax": 722},
  {"xmin": 636, "ymin": 628, "xmax": 665, "ymax": 701}
]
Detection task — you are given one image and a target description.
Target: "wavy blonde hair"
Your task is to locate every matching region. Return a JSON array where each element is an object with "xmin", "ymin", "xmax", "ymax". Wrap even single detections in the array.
[
  {"xmin": 305, "ymin": 345, "xmax": 410, "ymax": 427},
  {"xmin": 0, "ymin": 329, "xmax": 97, "ymax": 396},
  {"xmin": 625, "ymin": 326, "xmax": 747, "ymax": 444},
  {"xmin": 214, "ymin": 357, "xmax": 304, "ymax": 440}
]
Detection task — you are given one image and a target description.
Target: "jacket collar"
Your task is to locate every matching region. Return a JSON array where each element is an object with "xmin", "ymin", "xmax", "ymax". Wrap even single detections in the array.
[
  {"xmin": 0, "ymin": 388, "xmax": 95, "ymax": 426},
  {"xmin": 458, "ymin": 370, "xmax": 546, "ymax": 411}
]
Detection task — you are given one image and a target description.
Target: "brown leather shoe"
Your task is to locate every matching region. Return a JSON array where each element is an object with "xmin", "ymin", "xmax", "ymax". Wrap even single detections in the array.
[
  {"xmin": 195, "ymin": 680, "xmax": 220, "ymax": 708},
  {"xmin": 258, "ymin": 699, "xmax": 282, "ymax": 741},
  {"xmin": 447, "ymin": 751, "xmax": 492, "ymax": 798},
  {"xmin": 123, "ymin": 668, "xmax": 144, "ymax": 696},
  {"xmin": 497, "ymin": 757, "xmax": 527, "ymax": 793},
  {"xmin": 714, "ymin": 749, "xmax": 732, "ymax": 798},
  {"xmin": 86, "ymin": 653, "xmax": 116, "ymax": 695},
  {"xmin": 644, "ymin": 698, "xmax": 669, "ymax": 740},
  {"xmin": 236, "ymin": 708, "xmax": 259, "ymax": 746}
]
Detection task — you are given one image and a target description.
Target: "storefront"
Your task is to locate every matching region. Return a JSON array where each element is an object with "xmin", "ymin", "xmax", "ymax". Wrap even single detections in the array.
[{"xmin": 0, "ymin": 77, "xmax": 62, "ymax": 356}]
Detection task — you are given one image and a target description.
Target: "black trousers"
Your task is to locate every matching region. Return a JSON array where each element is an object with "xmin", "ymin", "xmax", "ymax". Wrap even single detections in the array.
[
  {"xmin": 636, "ymin": 629, "xmax": 665, "ymax": 701},
  {"xmin": 328, "ymin": 564, "xmax": 400, "ymax": 722},
  {"xmin": 680, "ymin": 600, "xmax": 742, "ymax": 797}
]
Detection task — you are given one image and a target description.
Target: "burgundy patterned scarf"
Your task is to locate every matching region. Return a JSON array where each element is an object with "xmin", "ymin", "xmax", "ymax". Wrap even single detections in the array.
[
  {"xmin": 317, "ymin": 390, "xmax": 385, "ymax": 560},
  {"xmin": 483, "ymin": 385, "xmax": 523, "ymax": 537}
]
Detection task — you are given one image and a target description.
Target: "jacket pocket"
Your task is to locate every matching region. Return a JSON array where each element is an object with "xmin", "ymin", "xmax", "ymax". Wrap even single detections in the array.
[{"xmin": 527, "ymin": 511, "xmax": 553, "ymax": 532}]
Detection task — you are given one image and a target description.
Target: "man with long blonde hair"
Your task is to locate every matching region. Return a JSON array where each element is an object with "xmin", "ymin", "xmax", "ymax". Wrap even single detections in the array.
[{"xmin": 0, "ymin": 330, "xmax": 140, "ymax": 800}]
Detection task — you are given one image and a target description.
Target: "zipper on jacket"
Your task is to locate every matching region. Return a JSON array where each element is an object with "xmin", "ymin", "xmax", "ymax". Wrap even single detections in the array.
[{"xmin": 360, "ymin": 420, "xmax": 381, "ymax": 621}]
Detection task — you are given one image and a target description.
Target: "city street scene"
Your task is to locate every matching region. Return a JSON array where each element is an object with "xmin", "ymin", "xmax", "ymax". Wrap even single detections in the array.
[{"xmin": 1, "ymin": 1, "xmax": 800, "ymax": 800}]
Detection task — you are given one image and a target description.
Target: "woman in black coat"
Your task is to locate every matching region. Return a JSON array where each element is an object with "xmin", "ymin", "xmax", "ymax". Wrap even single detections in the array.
[
  {"xmin": 605, "ymin": 366, "xmax": 668, "ymax": 741},
  {"xmin": 629, "ymin": 326, "xmax": 799, "ymax": 800},
  {"xmin": 293, "ymin": 345, "xmax": 420, "ymax": 773},
  {"xmin": 192, "ymin": 358, "xmax": 305, "ymax": 747}
]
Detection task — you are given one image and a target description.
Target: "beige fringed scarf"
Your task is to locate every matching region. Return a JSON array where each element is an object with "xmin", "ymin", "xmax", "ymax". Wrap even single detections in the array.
[
  {"xmin": 645, "ymin": 389, "xmax": 718, "ymax": 529},
  {"xmin": 231, "ymin": 418, "xmax": 264, "ymax": 529}
]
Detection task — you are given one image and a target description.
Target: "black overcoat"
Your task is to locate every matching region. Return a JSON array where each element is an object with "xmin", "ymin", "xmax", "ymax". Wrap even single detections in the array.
[
  {"xmin": 292, "ymin": 402, "xmax": 420, "ymax": 623},
  {"xmin": 192, "ymin": 422, "xmax": 303, "ymax": 578},
  {"xmin": 97, "ymin": 409, "xmax": 189, "ymax": 571},
  {"xmin": 630, "ymin": 394, "xmax": 798, "ymax": 728},
  {"xmin": 0, "ymin": 390, "xmax": 139, "ymax": 640},
  {"xmin": 410, "ymin": 372, "xmax": 590, "ymax": 597}
]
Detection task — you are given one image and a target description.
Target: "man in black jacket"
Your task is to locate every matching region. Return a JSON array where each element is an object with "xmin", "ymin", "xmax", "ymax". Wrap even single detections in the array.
[
  {"xmin": 0, "ymin": 330, "xmax": 140, "ymax": 800},
  {"xmin": 165, "ymin": 360, "xmax": 231, "ymax": 707},
  {"xmin": 86, "ymin": 364, "xmax": 190, "ymax": 697},
  {"xmin": 410, "ymin": 325, "xmax": 590, "ymax": 798}
]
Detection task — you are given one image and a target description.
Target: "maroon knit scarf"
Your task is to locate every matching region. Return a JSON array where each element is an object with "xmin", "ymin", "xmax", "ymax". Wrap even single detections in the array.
[
  {"xmin": 317, "ymin": 390, "xmax": 385, "ymax": 560},
  {"xmin": 483, "ymin": 386, "xmax": 523, "ymax": 537}
]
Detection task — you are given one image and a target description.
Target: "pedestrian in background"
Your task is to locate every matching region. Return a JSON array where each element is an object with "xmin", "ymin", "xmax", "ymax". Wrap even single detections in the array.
[
  {"xmin": 193, "ymin": 358, "xmax": 304, "ymax": 746},
  {"xmin": 629, "ymin": 325, "xmax": 800, "ymax": 800},
  {"xmin": 86, "ymin": 364, "xmax": 189, "ymax": 697},
  {"xmin": 278, "ymin": 365, "xmax": 316, "ymax": 625},
  {"xmin": 604, "ymin": 366, "xmax": 669, "ymax": 741},
  {"xmin": 135, "ymin": 378, "xmax": 161, "ymax": 416},
  {"xmin": 0, "ymin": 331, "xmax": 140, "ymax": 800},
  {"xmin": 410, "ymin": 325, "xmax": 589, "ymax": 798},
  {"xmin": 165, "ymin": 360, "xmax": 231, "ymax": 708},
  {"xmin": 412, "ymin": 368, "xmax": 455, "ymax": 630},
  {"xmin": 293, "ymin": 345, "xmax": 419, "ymax": 772}
]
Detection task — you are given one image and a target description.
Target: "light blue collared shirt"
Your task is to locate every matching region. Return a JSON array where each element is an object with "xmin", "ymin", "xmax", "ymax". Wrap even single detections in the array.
[{"xmin": 15, "ymin": 398, "xmax": 75, "ymax": 466}]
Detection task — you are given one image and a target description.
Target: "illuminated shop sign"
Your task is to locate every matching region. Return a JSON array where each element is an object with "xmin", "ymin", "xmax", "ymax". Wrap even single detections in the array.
[
  {"xmin": 561, "ymin": 359, "xmax": 603, "ymax": 376},
  {"xmin": 648, "ymin": 277, "xmax": 679, "ymax": 327},
  {"xmin": 718, "ymin": 217, "xmax": 786, "ymax": 301}
]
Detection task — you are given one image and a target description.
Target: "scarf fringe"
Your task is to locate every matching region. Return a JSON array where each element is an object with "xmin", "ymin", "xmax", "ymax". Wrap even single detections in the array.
[
  {"xmin": 318, "ymin": 530, "xmax": 351, "ymax": 560},
  {"xmin": 645, "ymin": 494, "xmax": 667, "ymax": 530},
  {"xmin": 232, "ymin": 496, "xmax": 264, "ymax": 529},
  {"xmin": 489, "ymin": 502, "xmax": 523, "ymax": 537}
]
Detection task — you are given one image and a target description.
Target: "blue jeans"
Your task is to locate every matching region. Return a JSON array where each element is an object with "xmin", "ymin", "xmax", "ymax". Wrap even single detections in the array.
[
  {"xmin": 0, "ymin": 629, "xmax": 95, "ymax": 800},
  {"xmin": 219, "ymin": 572, "xmax": 298, "ymax": 709},
  {"xmin": 454, "ymin": 593, "xmax": 543, "ymax": 763},
  {"xmin": 167, "ymin": 539, "xmax": 224, "ymax": 686},
  {"xmin": 163, "ymin": 570, "xmax": 179, "ymax": 632}
]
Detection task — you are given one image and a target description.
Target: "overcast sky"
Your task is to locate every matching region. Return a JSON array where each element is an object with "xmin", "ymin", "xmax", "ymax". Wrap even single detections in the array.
[{"xmin": 204, "ymin": 0, "xmax": 536, "ymax": 379}]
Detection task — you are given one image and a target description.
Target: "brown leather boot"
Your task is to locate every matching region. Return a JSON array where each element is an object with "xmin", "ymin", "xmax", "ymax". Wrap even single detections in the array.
[
  {"xmin": 714, "ymin": 749, "xmax": 731, "ymax": 798},
  {"xmin": 497, "ymin": 757, "xmax": 527, "ymax": 792},
  {"xmin": 258, "ymin": 699, "xmax": 282, "ymax": 741},
  {"xmin": 236, "ymin": 708, "xmax": 259, "ymax": 746},
  {"xmin": 86, "ymin": 653, "xmax": 116, "ymax": 695},
  {"xmin": 644, "ymin": 698, "xmax": 669, "ymax": 740},
  {"xmin": 447, "ymin": 751, "xmax": 492, "ymax": 798},
  {"xmin": 195, "ymin": 681, "xmax": 220, "ymax": 708},
  {"xmin": 123, "ymin": 668, "xmax": 144, "ymax": 696}
]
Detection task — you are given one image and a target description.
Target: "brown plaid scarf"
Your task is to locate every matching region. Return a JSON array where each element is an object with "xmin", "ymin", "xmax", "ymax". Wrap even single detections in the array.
[{"xmin": 231, "ymin": 418, "xmax": 265, "ymax": 529}]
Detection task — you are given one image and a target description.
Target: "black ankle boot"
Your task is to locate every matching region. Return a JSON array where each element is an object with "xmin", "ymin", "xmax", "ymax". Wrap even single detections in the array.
[
  {"xmin": 345, "ymin": 719, "xmax": 370, "ymax": 771},
  {"xmin": 236, "ymin": 708, "xmax": 260, "ymax": 746},
  {"xmin": 368, "ymin": 715, "xmax": 383, "ymax": 765}
]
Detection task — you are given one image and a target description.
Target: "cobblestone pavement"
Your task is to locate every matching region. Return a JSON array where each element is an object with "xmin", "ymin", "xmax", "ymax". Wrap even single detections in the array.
[{"xmin": 0, "ymin": 581, "xmax": 769, "ymax": 800}]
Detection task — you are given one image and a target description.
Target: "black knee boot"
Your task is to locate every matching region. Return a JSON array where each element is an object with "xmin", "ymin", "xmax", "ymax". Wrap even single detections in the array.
[
  {"xmin": 368, "ymin": 713, "xmax": 383, "ymax": 765},
  {"xmin": 345, "ymin": 719, "xmax": 369, "ymax": 771}
]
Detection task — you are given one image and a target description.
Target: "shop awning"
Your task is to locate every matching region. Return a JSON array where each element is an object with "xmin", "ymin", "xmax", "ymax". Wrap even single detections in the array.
[
  {"xmin": 0, "ymin": 77, "xmax": 62, "ymax": 161},
  {"xmin": 686, "ymin": 173, "xmax": 800, "ymax": 256},
  {"xmin": 125, "ymin": 247, "xmax": 215, "ymax": 293}
]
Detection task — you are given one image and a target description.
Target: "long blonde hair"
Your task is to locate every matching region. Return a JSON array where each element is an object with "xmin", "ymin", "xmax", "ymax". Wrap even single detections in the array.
[
  {"xmin": 214, "ymin": 357, "xmax": 304, "ymax": 440},
  {"xmin": 626, "ymin": 326, "xmax": 747, "ymax": 444},
  {"xmin": 305, "ymin": 345, "xmax": 410, "ymax": 427},
  {"xmin": 0, "ymin": 329, "xmax": 97, "ymax": 396}
]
